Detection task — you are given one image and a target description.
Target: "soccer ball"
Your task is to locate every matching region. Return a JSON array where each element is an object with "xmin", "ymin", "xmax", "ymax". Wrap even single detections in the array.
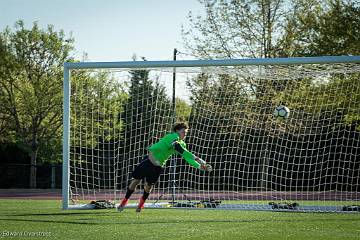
[{"xmin": 273, "ymin": 105, "xmax": 290, "ymax": 119}]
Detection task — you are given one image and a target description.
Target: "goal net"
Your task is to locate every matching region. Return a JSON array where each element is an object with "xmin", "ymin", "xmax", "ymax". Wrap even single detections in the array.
[{"xmin": 63, "ymin": 56, "xmax": 360, "ymax": 212}]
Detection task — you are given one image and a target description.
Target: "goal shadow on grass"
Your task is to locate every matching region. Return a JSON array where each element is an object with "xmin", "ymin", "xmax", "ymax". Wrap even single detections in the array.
[
  {"xmin": 0, "ymin": 215, "xmax": 358, "ymax": 226},
  {"xmin": 3, "ymin": 212, "xmax": 110, "ymax": 217}
]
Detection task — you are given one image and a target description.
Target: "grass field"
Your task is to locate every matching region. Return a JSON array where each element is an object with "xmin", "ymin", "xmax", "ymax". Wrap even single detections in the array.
[{"xmin": 0, "ymin": 200, "xmax": 359, "ymax": 240}]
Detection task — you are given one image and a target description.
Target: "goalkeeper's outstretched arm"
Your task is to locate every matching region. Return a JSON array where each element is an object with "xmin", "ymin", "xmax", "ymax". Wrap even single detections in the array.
[{"xmin": 173, "ymin": 141, "xmax": 213, "ymax": 171}]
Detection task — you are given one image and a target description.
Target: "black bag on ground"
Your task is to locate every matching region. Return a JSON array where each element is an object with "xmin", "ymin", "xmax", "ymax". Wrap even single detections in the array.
[{"xmin": 90, "ymin": 200, "xmax": 115, "ymax": 209}]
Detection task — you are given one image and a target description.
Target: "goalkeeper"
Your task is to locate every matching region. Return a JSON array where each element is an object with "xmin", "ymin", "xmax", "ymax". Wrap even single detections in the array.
[{"xmin": 117, "ymin": 122, "xmax": 212, "ymax": 212}]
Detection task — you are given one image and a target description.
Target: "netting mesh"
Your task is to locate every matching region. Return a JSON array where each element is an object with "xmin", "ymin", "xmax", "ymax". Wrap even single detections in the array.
[{"xmin": 66, "ymin": 62, "xmax": 360, "ymax": 211}]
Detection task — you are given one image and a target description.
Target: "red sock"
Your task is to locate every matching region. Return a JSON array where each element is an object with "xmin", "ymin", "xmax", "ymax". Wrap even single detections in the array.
[
  {"xmin": 137, "ymin": 197, "xmax": 145, "ymax": 209},
  {"xmin": 120, "ymin": 198, "xmax": 128, "ymax": 207}
]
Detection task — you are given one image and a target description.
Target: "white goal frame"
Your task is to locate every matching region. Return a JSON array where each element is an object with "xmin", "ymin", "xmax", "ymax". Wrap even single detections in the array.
[{"xmin": 62, "ymin": 56, "xmax": 360, "ymax": 210}]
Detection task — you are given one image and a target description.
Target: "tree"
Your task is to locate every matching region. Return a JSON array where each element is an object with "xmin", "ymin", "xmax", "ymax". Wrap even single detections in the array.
[
  {"xmin": 0, "ymin": 21, "xmax": 74, "ymax": 188},
  {"xmin": 277, "ymin": 0, "xmax": 360, "ymax": 57},
  {"xmin": 175, "ymin": 97, "xmax": 192, "ymax": 122},
  {"xmin": 0, "ymin": 110, "xmax": 13, "ymax": 143},
  {"xmin": 183, "ymin": 0, "xmax": 360, "ymax": 123},
  {"xmin": 183, "ymin": 0, "xmax": 359, "ymax": 58},
  {"xmin": 181, "ymin": 0, "xmax": 310, "ymax": 107},
  {"xmin": 182, "ymin": 0, "xmax": 294, "ymax": 59},
  {"xmin": 70, "ymin": 70, "xmax": 127, "ymax": 148},
  {"xmin": 276, "ymin": 0, "xmax": 360, "ymax": 129},
  {"xmin": 181, "ymin": 0, "xmax": 360, "ymax": 191},
  {"xmin": 67, "ymin": 69, "xmax": 128, "ymax": 190},
  {"xmin": 123, "ymin": 67, "xmax": 172, "ymax": 165}
]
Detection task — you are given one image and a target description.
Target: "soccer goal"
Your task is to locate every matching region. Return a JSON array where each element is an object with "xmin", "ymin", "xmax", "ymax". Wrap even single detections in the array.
[{"xmin": 63, "ymin": 56, "xmax": 360, "ymax": 212}]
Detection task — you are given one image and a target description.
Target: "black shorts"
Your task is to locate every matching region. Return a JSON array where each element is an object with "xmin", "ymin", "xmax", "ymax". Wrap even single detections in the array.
[{"xmin": 131, "ymin": 155, "xmax": 163, "ymax": 185}]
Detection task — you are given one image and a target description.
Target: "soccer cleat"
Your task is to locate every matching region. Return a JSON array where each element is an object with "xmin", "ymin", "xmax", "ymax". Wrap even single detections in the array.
[
  {"xmin": 136, "ymin": 197, "xmax": 145, "ymax": 212},
  {"xmin": 117, "ymin": 198, "xmax": 129, "ymax": 212}
]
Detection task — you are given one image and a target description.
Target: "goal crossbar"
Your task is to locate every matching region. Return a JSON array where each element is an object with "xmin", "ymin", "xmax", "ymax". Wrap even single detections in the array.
[{"xmin": 64, "ymin": 56, "xmax": 360, "ymax": 70}]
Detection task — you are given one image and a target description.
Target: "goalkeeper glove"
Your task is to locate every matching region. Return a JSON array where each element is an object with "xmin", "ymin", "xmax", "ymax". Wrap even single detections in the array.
[
  {"xmin": 195, "ymin": 157, "xmax": 213, "ymax": 172},
  {"xmin": 200, "ymin": 163, "xmax": 213, "ymax": 172}
]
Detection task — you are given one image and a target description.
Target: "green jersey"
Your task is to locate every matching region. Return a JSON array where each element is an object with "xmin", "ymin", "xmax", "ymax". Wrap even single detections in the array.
[{"xmin": 147, "ymin": 132, "xmax": 201, "ymax": 169}]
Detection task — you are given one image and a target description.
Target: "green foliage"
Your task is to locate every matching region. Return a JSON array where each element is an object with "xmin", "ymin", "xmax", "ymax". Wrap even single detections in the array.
[
  {"xmin": 182, "ymin": 0, "xmax": 291, "ymax": 58},
  {"xmin": 70, "ymin": 70, "xmax": 128, "ymax": 150},
  {"xmin": 184, "ymin": 0, "xmax": 359, "ymax": 58},
  {"xmin": 123, "ymin": 68, "xmax": 172, "ymax": 159},
  {"xmin": 277, "ymin": 0, "xmax": 360, "ymax": 57},
  {"xmin": 273, "ymin": 73, "xmax": 360, "ymax": 131},
  {"xmin": 0, "ymin": 20, "xmax": 74, "ymax": 187},
  {"xmin": 275, "ymin": 0, "xmax": 360, "ymax": 130},
  {"xmin": 0, "ymin": 20, "xmax": 74, "ymax": 162},
  {"xmin": 188, "ymin": 73, "xmax": 251, "ymax": 137},
  {"xmin": 175, "ymin": 97, "xmax": 191, "ymax": 122},
  {"xmin": 184, "ymin": 0, "xmax": 360, "ymax": 134}
]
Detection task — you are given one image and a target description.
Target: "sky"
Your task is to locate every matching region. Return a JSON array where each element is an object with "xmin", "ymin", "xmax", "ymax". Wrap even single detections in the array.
[{"xmin": 0, "ymin": 0, "xmax": 203, "ymax": 62}]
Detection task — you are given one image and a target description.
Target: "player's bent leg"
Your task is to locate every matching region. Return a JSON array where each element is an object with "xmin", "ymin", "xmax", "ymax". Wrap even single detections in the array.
[
  {"xmin": 129, "ymin": 179, "xmax": 141, "ymax": 191},
  {"xmin": 136, "ymin": 182, "xmax": 154, "ymax": 213},
  {"xmin": 117, "ymin": 178, "xmax": 141, "ymax": 212},
  {"xmin": 135, "ymin": 160, "xmax": 162, "ymax": 213},
  {"xmin": 144, "ymin": 183, "xmax": 154, "ymax": 193}
]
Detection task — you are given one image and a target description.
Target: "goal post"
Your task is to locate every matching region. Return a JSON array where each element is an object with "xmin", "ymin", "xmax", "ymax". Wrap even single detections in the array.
[{"xmin": 63, "ymin": 56, "xmax": 360, "ymax": 211}]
